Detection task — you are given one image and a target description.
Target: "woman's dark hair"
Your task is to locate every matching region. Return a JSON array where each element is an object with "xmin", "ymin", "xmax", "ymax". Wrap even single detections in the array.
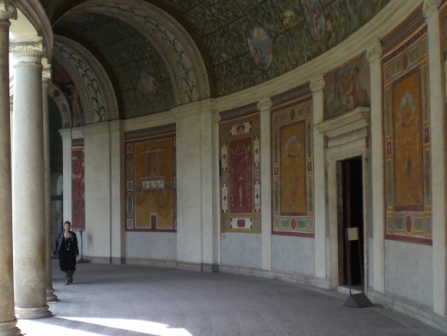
[{"xmin": 64, "ymin": 221, "xmax": 71, "ymax": 226}]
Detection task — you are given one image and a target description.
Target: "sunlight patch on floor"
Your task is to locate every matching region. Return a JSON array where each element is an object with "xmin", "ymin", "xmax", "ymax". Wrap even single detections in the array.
[{"xmin": 60, "ymin": 317, "xmax": 194, "ymax": 336}]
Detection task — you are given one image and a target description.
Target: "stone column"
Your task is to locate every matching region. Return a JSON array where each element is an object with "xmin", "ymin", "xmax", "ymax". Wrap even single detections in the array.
[
  {"xmin": 42, "ymin": 61, "xmax": 57, "ymax": 302},
  {"xmin": 11, "ymin": 36, "xmax": 51, "ymax": 319},
  {"xmin": 424, "ymin": 0, "xmax": 446, "ymax": 316},
  {"xmin": 258, "ymin": 97, "xmax": 272, "ymax": 271},
  {"xmin": 0, "ymin": 2, "xmax": 21, "ymax": 335},
  {"xmin": 310, "ymin": 76, "xmax": 327, "ymax": 280},
  {"xmin": 367, "ymin": 42, "xmax": 384, "ymax": 293}
]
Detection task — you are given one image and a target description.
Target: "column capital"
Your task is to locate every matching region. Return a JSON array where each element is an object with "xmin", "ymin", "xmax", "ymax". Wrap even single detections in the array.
[
  {"xmin": 310, "ymin": 76, "xmax": 325, "ymax": 93},
  {"xmin": 42, "ymin": 62, "xmax": 51, "ymax": 84},
  {"xmin": 10, "ymin": 36, "xmax": 45, "ymax": 64},
  {"xmin": 213, "ymin": 112, "xmax": 221, "ymax": 124},
  {"xmin": 366, "ymin": 42, "xmax": 382, "ymax": 64},
  {"xmin": 0, "ymin": 1, "xmax": 16, "ymax": 21},
  {"xmin": 257, "ymin": 97, "xmax": 272, "ymax": 112},
  {"xmin": 423, "ymin": 0, "xmax": 441, "ymax": 19}
]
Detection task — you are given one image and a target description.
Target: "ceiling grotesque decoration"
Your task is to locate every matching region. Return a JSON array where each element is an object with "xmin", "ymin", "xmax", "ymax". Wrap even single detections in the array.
[{"xmin": 40, "ymin": 0, "xmax": 390, "ymax": 118}]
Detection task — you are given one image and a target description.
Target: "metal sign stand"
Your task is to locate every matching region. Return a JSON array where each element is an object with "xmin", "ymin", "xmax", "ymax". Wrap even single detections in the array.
[{"xmin": 343, "ymin": 227, "xmax": 372, "ymax": 308}]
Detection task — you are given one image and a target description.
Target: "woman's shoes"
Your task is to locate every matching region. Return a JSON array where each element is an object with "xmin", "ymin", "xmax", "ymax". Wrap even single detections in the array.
[
  {"xmin": 65, "ymin": 279, "xmax": 70, "ymax": 285},
  {"xmin": 69, "ymin": 277, "xmax": 73, "ymax": 284}
]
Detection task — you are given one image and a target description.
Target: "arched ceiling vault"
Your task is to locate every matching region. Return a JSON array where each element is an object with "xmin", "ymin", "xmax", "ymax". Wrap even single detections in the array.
[{"xmin": 40, "ymin": 0, "xmax": 392, "ymax": 118}]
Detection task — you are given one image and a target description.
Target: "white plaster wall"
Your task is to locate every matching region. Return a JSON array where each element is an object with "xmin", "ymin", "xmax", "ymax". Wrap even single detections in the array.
[
  {"xmin": 176, "ymin": 109, "xmax": 203, "ymax": 264},
  {"xmin": 125, "ymin": 232, "xmax": 176, "ymax": 261},
  {"xmin": 385, "ymin": 240, "xmax": 433, "ymax": 308},
  {"xmin": 271, "ymin": 235, "xmax": 315, "ymax": 275},
  {"xmin": 220, "ymin": 233, "xmax": 262, "ymax": 269},
  {"xmin": 83, "ymin": 124, "xmax": 112, "ymax": 260}
]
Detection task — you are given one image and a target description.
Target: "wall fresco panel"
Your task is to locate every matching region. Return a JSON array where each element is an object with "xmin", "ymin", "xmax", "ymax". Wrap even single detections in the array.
[{"xmin": 382, "ymin": 21, "xmax": 431, "ymax": 245}]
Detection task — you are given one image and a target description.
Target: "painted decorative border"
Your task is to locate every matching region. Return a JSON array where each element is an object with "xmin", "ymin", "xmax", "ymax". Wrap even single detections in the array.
[
  {"xmin": 219, "ymin": 102, "xmax": 258, "ymax": 122},
  {"xmin": 382, "ymin": 6, "xmax": 424, "ymax": 53},
  {"xmin": 271, "ymin": 91, "xmax": 314, "ymax": 237}
]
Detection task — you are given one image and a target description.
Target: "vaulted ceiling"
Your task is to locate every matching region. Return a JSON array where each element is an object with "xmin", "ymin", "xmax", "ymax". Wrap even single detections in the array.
[{"xmin": 40, "ymin": 0, "xmax": 390, "ymax": 119}]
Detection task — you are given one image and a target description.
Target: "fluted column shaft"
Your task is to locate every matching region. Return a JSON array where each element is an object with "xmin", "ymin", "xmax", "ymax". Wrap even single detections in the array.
[
  {"xmin": 11, "ymin": 36, "xmax": 51, "ymax": 319},
  {"xmin": 0, "ymin": 1, "xmax": 21, "ymax": 335}
]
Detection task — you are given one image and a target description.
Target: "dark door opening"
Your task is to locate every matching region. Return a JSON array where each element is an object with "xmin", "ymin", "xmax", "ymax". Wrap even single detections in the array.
[{"xmin": 339, "ymin": 156, "xmax": 364, "ymax": 288}]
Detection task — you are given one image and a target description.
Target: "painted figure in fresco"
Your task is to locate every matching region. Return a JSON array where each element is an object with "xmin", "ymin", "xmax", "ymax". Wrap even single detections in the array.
[
  {"xmin": 66, "ymin": 84, "xmax": 83, "ymax": 127},
  {"xmin": 300, "ymin": 0, "xmax": 325, "ymax": 41},
  {"xmin": 247, "ymin": 24, "xmax": 274, "ymax": 72},
  {"xmin": 137, "ymin": 70, "xmax": 159, "ymax": 101},
  {"xmin": 283, "ymin": 10, "xmax": 298, "ymax": 29},
  {"xmin": 52, "ymin": 221, "xmax": 79, "ymax": 285},
  {"xmin": 335, "ymin": 58, "xmax": 367, "ymax": 113},
  {"xmin": 52, "ymin": 64, "xmax": 85, "ymax": 127}
]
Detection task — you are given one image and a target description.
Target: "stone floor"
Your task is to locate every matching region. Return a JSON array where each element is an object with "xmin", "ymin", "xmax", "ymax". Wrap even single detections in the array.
[{"xmin": 17, "ymin": 261, "xmax": 446, "ymax": 336}]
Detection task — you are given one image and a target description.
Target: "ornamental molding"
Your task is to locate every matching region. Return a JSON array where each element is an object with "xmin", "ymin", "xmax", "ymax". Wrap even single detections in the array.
[{"xmin": 54, "ymin": 35, "xmax": 119, "ymax": 125}]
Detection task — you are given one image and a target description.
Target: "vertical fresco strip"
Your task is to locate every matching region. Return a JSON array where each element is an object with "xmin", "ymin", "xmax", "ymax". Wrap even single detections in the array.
[
  {"xmin": 219, "ymin": 105, "xmax": 261, "ymax": 233},
  {"xmin": 72, "ymin": 139, "xmax": 85, "ymax": 229},
  {"xmin": 271, "ymin": 85, "xmax": 314, "ymax": 237},
  {"xmin": 124, "ymin": 125, "xmax": 177, "ymax": 232},
  {"xmin": 382, "ymin": 7, "xmax": 431, "ymax": 245}
]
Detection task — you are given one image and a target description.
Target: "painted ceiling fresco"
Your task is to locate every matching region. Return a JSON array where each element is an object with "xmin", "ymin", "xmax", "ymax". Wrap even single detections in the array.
[
  {"xmin": 55, "ymin": 13, "xmax": 175, "ymax": 119},
  {"xmin": 42, "ymin": 0, "xmax": 390, "ymax": 116}
]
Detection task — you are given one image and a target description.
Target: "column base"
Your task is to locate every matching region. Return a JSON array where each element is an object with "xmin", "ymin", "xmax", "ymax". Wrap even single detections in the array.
[
  {"xmin": 0, "ymin": 320, "xmax": 21, "ymax": 336},
  {"xmin": 15, "ymin": 306, "xmax": 52, "ymax": 319},
  {"xmin": 46, "ymin": 288, "xmax": 58, "ymax": 303}
]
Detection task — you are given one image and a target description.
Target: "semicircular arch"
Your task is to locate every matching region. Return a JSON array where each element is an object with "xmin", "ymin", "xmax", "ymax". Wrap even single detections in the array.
[{"xmin": 56, "ymin": 0, "xmax": 210, "ymax": 106}]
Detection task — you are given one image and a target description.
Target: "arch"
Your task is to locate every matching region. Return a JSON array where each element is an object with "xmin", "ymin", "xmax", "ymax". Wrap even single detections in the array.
[
  {"xmin": 56, "ymin": 0, "xmax": 211, "ymax": 106},
  {"xmin": 52, "ymin": 35, "xmax": 119, "ymax": 125}
]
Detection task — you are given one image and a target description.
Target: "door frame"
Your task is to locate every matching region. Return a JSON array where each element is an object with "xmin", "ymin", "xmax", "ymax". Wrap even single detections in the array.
[{"xmin": 315, "ymin": 107, "xmax": 370, "ymax": 290}]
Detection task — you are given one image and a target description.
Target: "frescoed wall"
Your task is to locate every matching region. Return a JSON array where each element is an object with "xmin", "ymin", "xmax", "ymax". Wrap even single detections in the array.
[
  {"xmin": 219, "ymin": 105, "xmax": 261, "ymax": 234},
  {"xmin": 271, "ymin": 85, "xmax": 314, "ymax": 237},
  {"xmin": 72, "ymin": 139, "xmax": 85, "ymax": 229},
  {"xmin": 324, "ymin": 53, "xmax": 370, "ymax": 120},
  {"xmin": 440, "ymin": 3, "xmax": 447, "ymax": 244},
  {"xmin": 125, "ymin": 125, "xmax": 177, "ymax": 232},
  {"xmin": 382, "ymin": 11, "xmax": 431, "ymax": 245}
]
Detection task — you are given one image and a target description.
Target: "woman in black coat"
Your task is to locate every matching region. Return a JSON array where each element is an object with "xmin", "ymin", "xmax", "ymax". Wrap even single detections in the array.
[{"xmin": 52, "ymin": 221, "xmax": 79, "ymax": 285}]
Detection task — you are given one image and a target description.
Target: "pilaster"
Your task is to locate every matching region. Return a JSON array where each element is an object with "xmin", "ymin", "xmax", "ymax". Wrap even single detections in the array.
[
  {"xmin": 11, "ymin": 36, "xmax": 51, "ymax": 318},
  {"xmin": 0, "ymin": 2, "xmax": 21, "ymax": 334},
  {"xmin": 257, "ymin": 97, "xmax": 272, "ymax": 271},
  {"xmin": 424, "ymin": 0, "xmax": 446, "ymax": 316},
  {"xmin": 310, "ymin": 76, "xmax": 327, "ymax": 279},
  {"xmin": 367, "ymin": 41, "xmax": 385, "ymax": 293}
]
